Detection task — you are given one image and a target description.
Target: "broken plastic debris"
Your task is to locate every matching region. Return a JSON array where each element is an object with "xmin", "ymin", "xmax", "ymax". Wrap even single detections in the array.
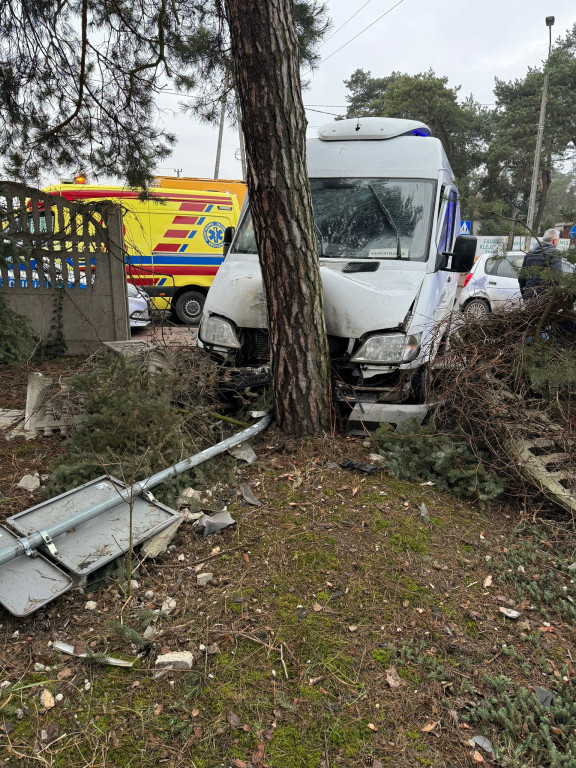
[
  {"xmin": 339, "ymin": 460, "xmax": 378, "ymax": 475},
  {"xmin": 196, "ymin": 510, "xmax": 236, "ymax": 538},
  {"xmin": 140, "ymin": 518, "xmax": 183, "ymax": 558},
  {"xmin": 239, "ymin": 484, "xmax": 261, "ymax": 507},
  {"xmin": 468, "ymin": 735, "xmax": 494, "ymax": 754},
  {"xmin": 499, "ymin": 607, "xmax": 520, "ymax": 619},
  {"xmin": 228, "ymin": 441, "xmax": 257, "ymax": 464},
  {"xmin": 53, "ymin": 641, "xmax": 136, "ymax": 667},
  {"xmin": 534, "ymin": 687, "xmax": 555, "ymax": 708}
]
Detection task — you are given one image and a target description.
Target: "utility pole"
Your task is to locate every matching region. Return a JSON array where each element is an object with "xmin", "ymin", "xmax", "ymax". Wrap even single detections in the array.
[
  {"xmin": 174, "ymin": 168, "xmax": 182, "ymax": 178},
  {"xmin": 524, "ymin": 16, "xmax": 554, "ymax": 250},
  {"xmin": 214, "ymin": 90, "xmax": 227, "ymax": 180},
  {"xmin": 236, "ymin": 96, "xmax": 247, "ymax": 181}
]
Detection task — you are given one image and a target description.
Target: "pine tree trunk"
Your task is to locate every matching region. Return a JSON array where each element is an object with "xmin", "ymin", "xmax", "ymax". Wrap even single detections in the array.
[
  {"xmin": 534, "ymin": 166, "xmax": 552, "ymax": 234},
  {"xmin": 224, "ymin": 0, "xmax": 331, "ymax": 435}
]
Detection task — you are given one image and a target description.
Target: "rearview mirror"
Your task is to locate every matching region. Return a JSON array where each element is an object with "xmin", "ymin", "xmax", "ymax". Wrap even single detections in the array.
[
  {"xmin": 223, "ymin": 226, "xmax": 235, "ymax": 257},
  {"xmin": 441, "ymin": 235, "xmax": 477, "ymax": 273}
]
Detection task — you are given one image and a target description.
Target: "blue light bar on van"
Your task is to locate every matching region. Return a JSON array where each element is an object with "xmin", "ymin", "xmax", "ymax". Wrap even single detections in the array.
[{"xmin": 407, "ymin": 129, "xmax": 431, "ymax": 137}]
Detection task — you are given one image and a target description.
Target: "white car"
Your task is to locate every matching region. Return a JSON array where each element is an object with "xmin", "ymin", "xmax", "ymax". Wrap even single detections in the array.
[
  {"xmin": 459, "ymin": 251, "xmax": 525, "ymax": 316},
  {"xmin": 127, "ymin": 282, "xmax": 151, "ymax": 327}
]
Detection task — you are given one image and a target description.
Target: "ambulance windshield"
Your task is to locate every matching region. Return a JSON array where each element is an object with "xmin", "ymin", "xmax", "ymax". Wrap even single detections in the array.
[{"xmin": 234, "ymin": 178, "xmax": 436, "ymax": 262}]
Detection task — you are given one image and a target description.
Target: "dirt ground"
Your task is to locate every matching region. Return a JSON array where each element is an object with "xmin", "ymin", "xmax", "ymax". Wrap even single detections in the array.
[{"xmin": 1, "ymin": 358, "xmax": 576, "ymax": 768}]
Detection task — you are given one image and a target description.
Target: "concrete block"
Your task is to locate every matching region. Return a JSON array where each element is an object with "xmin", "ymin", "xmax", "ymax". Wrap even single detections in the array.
[{"xmin": 155, "ymin": 651, "xmax": 194, "ymax": 670}]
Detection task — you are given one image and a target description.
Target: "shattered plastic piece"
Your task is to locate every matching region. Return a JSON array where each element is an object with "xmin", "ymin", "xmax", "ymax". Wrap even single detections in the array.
[
  {"xmin": 499, "ymin": 607, "xmax": 520, "ymax": 619},
  {"xmin": 140, "ymin": 518, "xmax": 183, "ymax": 558},
  {"xmin": 228, "ymin": 441, "xmax": 257, "ymax": 464},
  {"xmin": 53, "ymin": 641, "xmax": 136, "ymax": 667},
  {"xmin": 339, "ymin": 460, "xmax": 378, "ymax": 475},
  {"xmin": 469, "ymin": 735, "xmax": 494, "ymax": 754},
  {"xmin": 534, "ymin": 687, "xmax": 555, "ymax": 708},
  {"xmin": 196, "ymin": 510, "xmax": 236, "ymax": 538},
  {"xmin": 418, "ymin": 503, "xmax": 429, "ymax": 517},
  {"xmin": 240, "ymin": 484, "xmax": 262, "ymax": 507}
]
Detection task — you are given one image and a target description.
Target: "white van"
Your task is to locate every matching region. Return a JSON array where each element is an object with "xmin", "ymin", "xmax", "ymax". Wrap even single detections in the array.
[{"xmin": 199, "ymin": 117, "xmax": 475, "ymax": 426}]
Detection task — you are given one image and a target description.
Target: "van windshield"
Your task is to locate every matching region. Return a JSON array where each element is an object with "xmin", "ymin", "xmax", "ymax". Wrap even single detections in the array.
[{"xmin": 234, "ymin": 178, "xmax": 436, "ymax": 261}]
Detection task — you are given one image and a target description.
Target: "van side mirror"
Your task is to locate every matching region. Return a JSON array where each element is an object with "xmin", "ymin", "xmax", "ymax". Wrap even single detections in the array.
[
  {"xmin": 223, "ymin": 226, "xmax": 235, "ymax": 257},
  {"xmin": 441, "ymin": 235, "xmax": 477, "ymax": 273}
]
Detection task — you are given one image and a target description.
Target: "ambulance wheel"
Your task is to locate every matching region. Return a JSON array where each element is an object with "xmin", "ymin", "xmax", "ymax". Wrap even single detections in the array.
[{"xmin": 174, "ymin": 291, "xmax": 205, "ymax": 325}]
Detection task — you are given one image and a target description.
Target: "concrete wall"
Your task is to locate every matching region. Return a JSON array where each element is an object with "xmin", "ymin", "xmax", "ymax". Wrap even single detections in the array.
[{"xmin": 0, "ymin": 184, "xmax": 129, "ymax": 354}]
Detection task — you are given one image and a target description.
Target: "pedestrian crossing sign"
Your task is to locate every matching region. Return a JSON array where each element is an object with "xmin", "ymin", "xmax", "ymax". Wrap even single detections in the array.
[{"xmin": 460, "ymin": 221, "xmax": 471, "ymax": 236}]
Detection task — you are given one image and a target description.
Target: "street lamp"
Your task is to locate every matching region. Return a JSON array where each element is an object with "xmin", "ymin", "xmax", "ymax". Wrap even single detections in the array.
[{"xmin": 524, "ymin": 16, "xmax": 555, "ymax": 250}]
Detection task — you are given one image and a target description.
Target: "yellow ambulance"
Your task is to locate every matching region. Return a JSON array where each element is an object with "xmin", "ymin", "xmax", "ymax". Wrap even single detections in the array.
[{"xmin": 44, "ymin": 180, "xmax": 241, "ymax": 324}]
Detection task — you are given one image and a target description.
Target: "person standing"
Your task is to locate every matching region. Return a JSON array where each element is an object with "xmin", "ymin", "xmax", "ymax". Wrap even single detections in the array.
[{"xmin": 519, "ymin": 228, "xmax": 563, "ymax": 301}]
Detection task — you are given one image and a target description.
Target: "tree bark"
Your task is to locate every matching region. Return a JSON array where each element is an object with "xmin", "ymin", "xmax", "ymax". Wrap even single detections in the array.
[
  {"xmin": 224, "ymin": 0, "xmax": 331, "ymax": 435},
  {"xmin": 533, "ymin": 166, "xmax": 552, "ymax": 235}
]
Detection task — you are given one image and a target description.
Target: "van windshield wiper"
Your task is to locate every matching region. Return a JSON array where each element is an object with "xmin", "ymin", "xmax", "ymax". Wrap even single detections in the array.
[
  {"xmin": 314, "ymin": 224, "xmax": 325, "ymax": 257},
  {"xmin": 367, "ymin": 184, "xmax": 402, "ymax": 259}
]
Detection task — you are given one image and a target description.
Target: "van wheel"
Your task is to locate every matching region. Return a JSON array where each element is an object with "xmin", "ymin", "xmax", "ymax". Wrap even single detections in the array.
[
  {"xmin": 174, "ymin": 291, "xmax": 205, "ymax": 325},
  {"xmin": 463, "ymin": 298, "xmax": 490, "ymax": 318}
]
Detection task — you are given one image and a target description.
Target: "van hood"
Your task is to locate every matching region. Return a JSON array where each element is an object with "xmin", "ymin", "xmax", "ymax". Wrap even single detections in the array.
[{"xmin": 204, "ymin": 258, "xmax": 425, "ymax": 339}]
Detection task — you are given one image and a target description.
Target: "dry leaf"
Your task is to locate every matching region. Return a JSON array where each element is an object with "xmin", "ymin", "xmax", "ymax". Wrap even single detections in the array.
[
  {"xmin": 153, "ymin": 704, "xmax": 163, "ymax": 716},
  {"xmin": 232, "ymin": 760, "xmax": 247, "ymax": 768},
  {"xmin": 57, "ymin": 668, "xmax": 72, "ymax": 680},
  {"xmin": 191, "ymin": 707, "xmax": 199, "ymax": 718},
  {"xmin": 483, "ymin": 575, "xmax": 493, "ymax": 588},
  {"xmin": 472, "ymin": 750, "xmax": 484, "ymax": 763},
  {"xmin": 385, "ymin": 666, "xmax": 403, "ymax": 689},
  {"xmin": 348, "ymin": 625, "xmax": 358, "ymax": 633},
  {"xmin": 421, "ymin": 721, "xmax": 439, "ymax": 733},
  {"xmin": 551, "ymin": 726, "xmax": 562, "ymax": 736},
  {"xmin": 227, "ymin": 712, "xmax": 242, "ymax": 729},
  {"xmin": 40, "ymin": 690, "xmax": 55, "ymax": 710},
  {"xmin": 352, "ymin": 487, "xmax": 359, "ymax": 496},
  {"xmin": 312, "ymin": 603, "xmax": 323, "ymax": 612},
  {"xmin": 367, "ymin": 722, "xmax": 378, "ymax": 731},
  {"xmin": 539, "ymin": 626, "xmax": 555, "ymax": 633},
  {"xmin": 243, "ymin": 553, "xmax": 250, "ymax": 563}
]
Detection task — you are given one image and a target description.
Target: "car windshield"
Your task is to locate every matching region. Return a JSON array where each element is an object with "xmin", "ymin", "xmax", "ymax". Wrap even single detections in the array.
[{"xmin": 234, "ymin": 178, "xmax": 436, "ymax": 262}]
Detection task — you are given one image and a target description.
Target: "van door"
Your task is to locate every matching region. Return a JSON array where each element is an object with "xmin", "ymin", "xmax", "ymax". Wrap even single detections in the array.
[{"xmin": 431, "ymin": 187, "xmax": 458, "ymax": 325}]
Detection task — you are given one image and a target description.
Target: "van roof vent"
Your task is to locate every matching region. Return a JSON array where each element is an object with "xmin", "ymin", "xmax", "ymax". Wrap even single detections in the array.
[{"xmin": 317, "ymin": 117, "xmax": 432, "ymax": 142}]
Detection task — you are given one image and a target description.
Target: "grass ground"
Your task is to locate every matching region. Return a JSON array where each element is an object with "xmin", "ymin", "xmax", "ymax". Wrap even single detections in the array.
[{"xmin": 1, "ymin": 361, "xmax": 576, "ymax": 768}]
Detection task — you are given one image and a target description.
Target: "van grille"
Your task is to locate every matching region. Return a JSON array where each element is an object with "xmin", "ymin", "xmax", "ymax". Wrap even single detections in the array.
[{"xmin": 242, "ymin": 330, "xmax": 347, "ymax": 363}]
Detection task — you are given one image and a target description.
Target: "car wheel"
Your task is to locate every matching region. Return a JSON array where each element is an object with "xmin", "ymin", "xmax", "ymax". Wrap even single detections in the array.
[
  {"xmin": 174, "ymin": 290, "xmax": 205, "ymax": 325},
  {"xmin": 463, "ymin": 298, "xmax": 491, "ymax": 318}
]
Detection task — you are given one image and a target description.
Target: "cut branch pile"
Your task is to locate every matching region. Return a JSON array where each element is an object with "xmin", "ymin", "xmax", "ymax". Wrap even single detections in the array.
[{"xmin": 433, "ymin": 298, "xmax": 576, "ymax": 516}]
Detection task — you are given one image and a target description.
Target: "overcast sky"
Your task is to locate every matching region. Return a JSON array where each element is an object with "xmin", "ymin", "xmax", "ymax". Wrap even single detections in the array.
[{"xmin": 147, "ymin": 0, "xmax": 576, "ymax": 183}]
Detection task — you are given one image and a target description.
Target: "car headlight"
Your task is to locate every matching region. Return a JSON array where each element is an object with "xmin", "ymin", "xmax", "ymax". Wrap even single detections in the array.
[
  {"xmin": 351, "ymin": 333, "xmax": 421, "ymax": 364},
  {"xmin": 199, "ymin": 315, "xmax": 241, "ymax": 349}
]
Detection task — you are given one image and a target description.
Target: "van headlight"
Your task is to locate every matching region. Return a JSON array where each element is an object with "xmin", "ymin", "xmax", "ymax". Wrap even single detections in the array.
[
  {"xmin": 199, "ymin": 315, "xmax": 241, "ymax": 349},
  {"xmin": 351, "ymin": 332, "xmax": 421, "ymax": 364}
]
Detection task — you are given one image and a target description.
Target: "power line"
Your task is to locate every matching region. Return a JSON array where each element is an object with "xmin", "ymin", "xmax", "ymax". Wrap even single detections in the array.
[
  {"xmin": 321, "ymin": 0, "xmax": 405, "ymax": 64},
  {"xmin": 319, "ymin": 0, "xmax": 376, "ymax": 48}
]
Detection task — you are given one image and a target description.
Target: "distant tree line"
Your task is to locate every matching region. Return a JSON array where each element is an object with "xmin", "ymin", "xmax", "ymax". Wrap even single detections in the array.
[{"xmin": 342, "ymin": 25, "xmax": 576, "ymax": 236}]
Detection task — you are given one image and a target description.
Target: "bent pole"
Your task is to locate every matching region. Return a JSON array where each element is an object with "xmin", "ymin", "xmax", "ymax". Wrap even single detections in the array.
[{"xmin": 0, "ymin": 413, "xmax": 273, "ymax": 567}]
